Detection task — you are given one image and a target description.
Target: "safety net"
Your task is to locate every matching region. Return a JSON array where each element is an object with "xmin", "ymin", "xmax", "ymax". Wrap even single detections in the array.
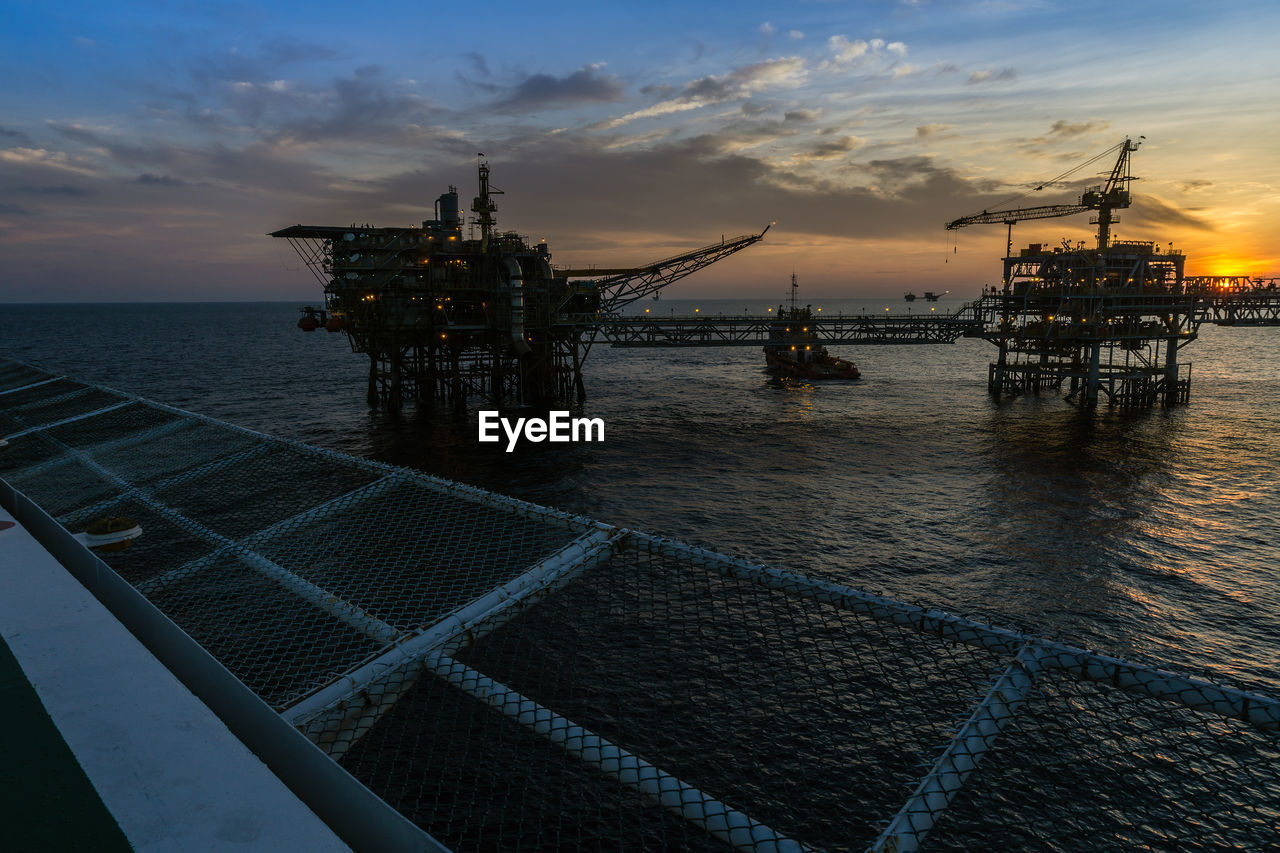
[{"xmin": 2, "ymin": 356, "xmax": 1277, "ymax": 852}]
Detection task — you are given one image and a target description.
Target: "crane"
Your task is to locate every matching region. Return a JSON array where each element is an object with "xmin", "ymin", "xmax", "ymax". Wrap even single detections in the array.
[
  {"xmin": 560, "ymin": 225, "xmax": 771, "ymax": 313},
  {"xmin": 946, "ymin": 137, "xmax": 1143, "ymax": 257}
]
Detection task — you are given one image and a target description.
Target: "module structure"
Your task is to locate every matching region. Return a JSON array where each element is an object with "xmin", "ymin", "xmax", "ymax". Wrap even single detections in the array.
[
  {"xmin": 951, "ymin": 138, "xmax": 1200, "ymax": 408},
  {"xmin": 272, "ymin": 162, "xmax": 766, "ymax": 411},
  {"xmin": 978, "ymin": 238, "xmax": 1194, "ymax": 407}
]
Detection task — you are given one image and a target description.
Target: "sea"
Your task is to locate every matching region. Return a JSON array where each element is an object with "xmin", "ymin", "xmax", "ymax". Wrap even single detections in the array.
[{"xmin": 3, "ymin": 298, "xmax": 1279, "ymax": 694}]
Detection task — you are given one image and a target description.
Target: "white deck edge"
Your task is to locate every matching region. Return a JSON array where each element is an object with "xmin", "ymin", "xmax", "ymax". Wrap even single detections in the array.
[{"xmin": 0, "ymin": 502, "xmax": 351, "ymax": 852}]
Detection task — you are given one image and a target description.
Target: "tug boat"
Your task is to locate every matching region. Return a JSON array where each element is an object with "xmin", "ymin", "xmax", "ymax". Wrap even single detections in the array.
[{"xmin": 764, "ymin": 275, "xmax": 861, "ymax": 380}]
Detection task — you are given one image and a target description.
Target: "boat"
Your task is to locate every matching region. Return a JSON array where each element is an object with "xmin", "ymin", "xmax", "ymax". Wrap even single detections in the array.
[{"xmin": 764, "ymin": 275, "xmax": 861, "ymax": 380}]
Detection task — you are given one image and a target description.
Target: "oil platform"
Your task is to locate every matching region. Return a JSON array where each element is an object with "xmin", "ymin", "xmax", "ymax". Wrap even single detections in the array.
[
  {"xmin": 272, "ymin": 162, "xmax": 767, "ymax": 411},
  {"xmin": 275, "ymin": 143, "xmax": 1278, "ymax": 413},
  {"xmin": 949, "ymin": 138, "xmax": 1197, "ymax": 407}
]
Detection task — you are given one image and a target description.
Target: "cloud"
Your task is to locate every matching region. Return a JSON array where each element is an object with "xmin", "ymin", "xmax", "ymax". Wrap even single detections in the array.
[
  {"xmin": 695, "ymin": 118, "xmax": 808, "ymax": 154},
  {"xmin": 49, "ymin": 122, "xmax": 185, "ymax": 168},
  {"xmin": 863, "ymin": 155, "xmax": 943, "ymax": 189},
  {"xmin": 640, "ymin": 83, "xmax": 677, "ymax": 98},
  {"xmin": 1178, "ymin": 180, "xmax": 1213, "ymax": 192},
  {"xmin": 464, "ymin": 52, "xmax": 490, "ymax": 77},
  {"xmin": 490, "ymin": 64, "xmax": 625, "ymax": 113},
  {"xmin": 784, "ymin": 109, "xmax": 821, "ymax": 123},
  {"xmin": 346, "ymin": 132, "xmax": 1005, "ymax": 261},
  {"xmin": 827, "ymin": 36, "xmax": 871, "ymax": 64},
  {"xmin": 0, "ymin": 146, "xmax": 98, "ymax": 176},
  {"xmin": 824, "ymin": 37, "xmax": 908, "ymax": 68},
  {"xmin": 759, "ymin": 22, "xmax": 775, "ymax": 36},
  {"xmin": 788, "ymin": 30, "xmax": 804, "ymax": 40},
  {"xmin": 967, "ymin": 67, "xmax": 1017, "ymax": 84},
  {"xmin": 1, "ymin": 126, "xmax": 32, "ymax": 146},
  {"xmin": 219, "ymin": 66, "xmax": 445, "ymax": 146},
  {"xmin": 261, "ymin": 37, "xmax": 338, "ymax": 66},
  {"xmin": 794, "ymin": 135, "xmax": 864, "ymax": 161},
  {"xmin": 1127, "ymin": 194, "xmax": 1214, "ymax": 232},
  {"xmin": 41, "ymin": 120, "xmax": 353, "ymax": 205},
  {"xmin": 16, "ymin": 183, "xmax": 91, "ymax": 196},
  {"xmin": 916, "ymin": 123, "xmax": 955, "ymax": 138},
  {"xmin": 590, "ymin": 57, "xmax": 806, "ymax": 130},
  {"xmin": 134, "ymin": 173, "xmax": 188, "ymax": 186},
  {"xmin": 1047, "ymin": 119, "xmax": 1108, "ymax": 138},
  {"xmin": 188, "ymin": 38, "xmax": 338, "ymax": 89}
]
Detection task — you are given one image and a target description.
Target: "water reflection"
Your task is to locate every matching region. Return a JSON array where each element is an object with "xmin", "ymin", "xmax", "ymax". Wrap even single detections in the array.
[
  {"xmin": 974, "ymin": 402, "xmax": 1179, "ymax": 640},
  {"xmin": 976, "ymin": 397, "xmax": 1280, "ymax": 687}
]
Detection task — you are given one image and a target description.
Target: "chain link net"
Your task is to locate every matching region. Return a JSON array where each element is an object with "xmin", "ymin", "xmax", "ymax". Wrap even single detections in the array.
[
  {"xmin": 3, "ymin": 356, "xmax": 1280, "ymax": 852},
  {"xmin": 924, "ymin": 663, "xmax": 1280, "ymax": 850},
  {"xmin": 438, "ymin": 541, "xmax": 1009, "ymax": 851}
]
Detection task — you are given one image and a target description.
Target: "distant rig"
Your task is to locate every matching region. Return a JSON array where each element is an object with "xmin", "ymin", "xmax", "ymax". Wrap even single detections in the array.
[
  {"xmin": 948, "ymin": 137, "xmax": 1279, "ymax": 407},
  {"xmin": 272, "ymin": 162, "xmax": 767, "ymax": 411},
  {"xmin": 274, "ymin": 143, "xmax": 1280, "ymax": 412}
]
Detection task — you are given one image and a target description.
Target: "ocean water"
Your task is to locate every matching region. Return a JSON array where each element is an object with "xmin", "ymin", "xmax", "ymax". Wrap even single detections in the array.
[{"xmin": 3, "ymin": 298, "xmax": 1279, "ymax": 693}]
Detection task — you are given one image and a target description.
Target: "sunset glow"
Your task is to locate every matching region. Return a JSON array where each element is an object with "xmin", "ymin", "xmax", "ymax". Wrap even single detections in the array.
[{"xmin": 1, "ymin": 1, "xmax": 1277, "ymax": 301}]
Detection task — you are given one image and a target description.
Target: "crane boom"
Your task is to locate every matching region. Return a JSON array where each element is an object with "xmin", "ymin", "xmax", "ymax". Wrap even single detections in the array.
[
  {"xmin": 945, "ymin": 137, "xmax": 1142, "ymax": 251},
  {"xmin": 946, "ymin": 204, "xmax": 1088, "ymax": 229},
  {"xmin": 563, "ymin": 225, "xmax": 771, "ymax": 313}
]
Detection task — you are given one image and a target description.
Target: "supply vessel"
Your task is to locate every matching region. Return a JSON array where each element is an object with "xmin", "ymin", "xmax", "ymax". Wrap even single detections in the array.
[{"xmin": 764, "ymin": 275, "xmax": 860, "ymax": 380}]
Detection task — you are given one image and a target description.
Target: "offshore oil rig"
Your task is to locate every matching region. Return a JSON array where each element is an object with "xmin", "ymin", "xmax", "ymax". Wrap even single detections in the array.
[
  {"xmin": 945, "ymin": 138, "xmax": 1280, "ymax": 407},
  {"xmin": 275, "ymin": 143, "xmax": 1280, "ymax": 412},
  {"xmin": 272, "ymin": 162, "xmax": 767, "ymax": 411},
  {"xmin": 947, "ymin": 137, "xmax": 1203, "ymax": 407}
]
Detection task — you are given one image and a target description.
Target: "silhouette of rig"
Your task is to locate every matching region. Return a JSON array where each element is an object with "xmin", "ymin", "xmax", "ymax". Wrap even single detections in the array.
[{"xmin": 274, "ymin": 144, "xmax": 1279, "ymax": 411}]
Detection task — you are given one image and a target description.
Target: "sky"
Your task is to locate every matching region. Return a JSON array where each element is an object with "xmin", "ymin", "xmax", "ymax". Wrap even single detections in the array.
[{"xmin": 1, "ymin": 0, "xmax": 1277, "ymax": 302}]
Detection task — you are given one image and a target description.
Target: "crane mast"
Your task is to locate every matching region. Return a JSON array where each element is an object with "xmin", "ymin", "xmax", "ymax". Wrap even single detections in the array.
[{"xmin": 946, "ymin": 137, "xmax": 1142, "ymax": 254}]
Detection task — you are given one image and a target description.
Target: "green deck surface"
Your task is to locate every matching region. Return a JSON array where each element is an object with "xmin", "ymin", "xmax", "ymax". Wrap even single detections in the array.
[{"xmin": 0, "ymin": 633, "xmax": 132, "ymax": 851}]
